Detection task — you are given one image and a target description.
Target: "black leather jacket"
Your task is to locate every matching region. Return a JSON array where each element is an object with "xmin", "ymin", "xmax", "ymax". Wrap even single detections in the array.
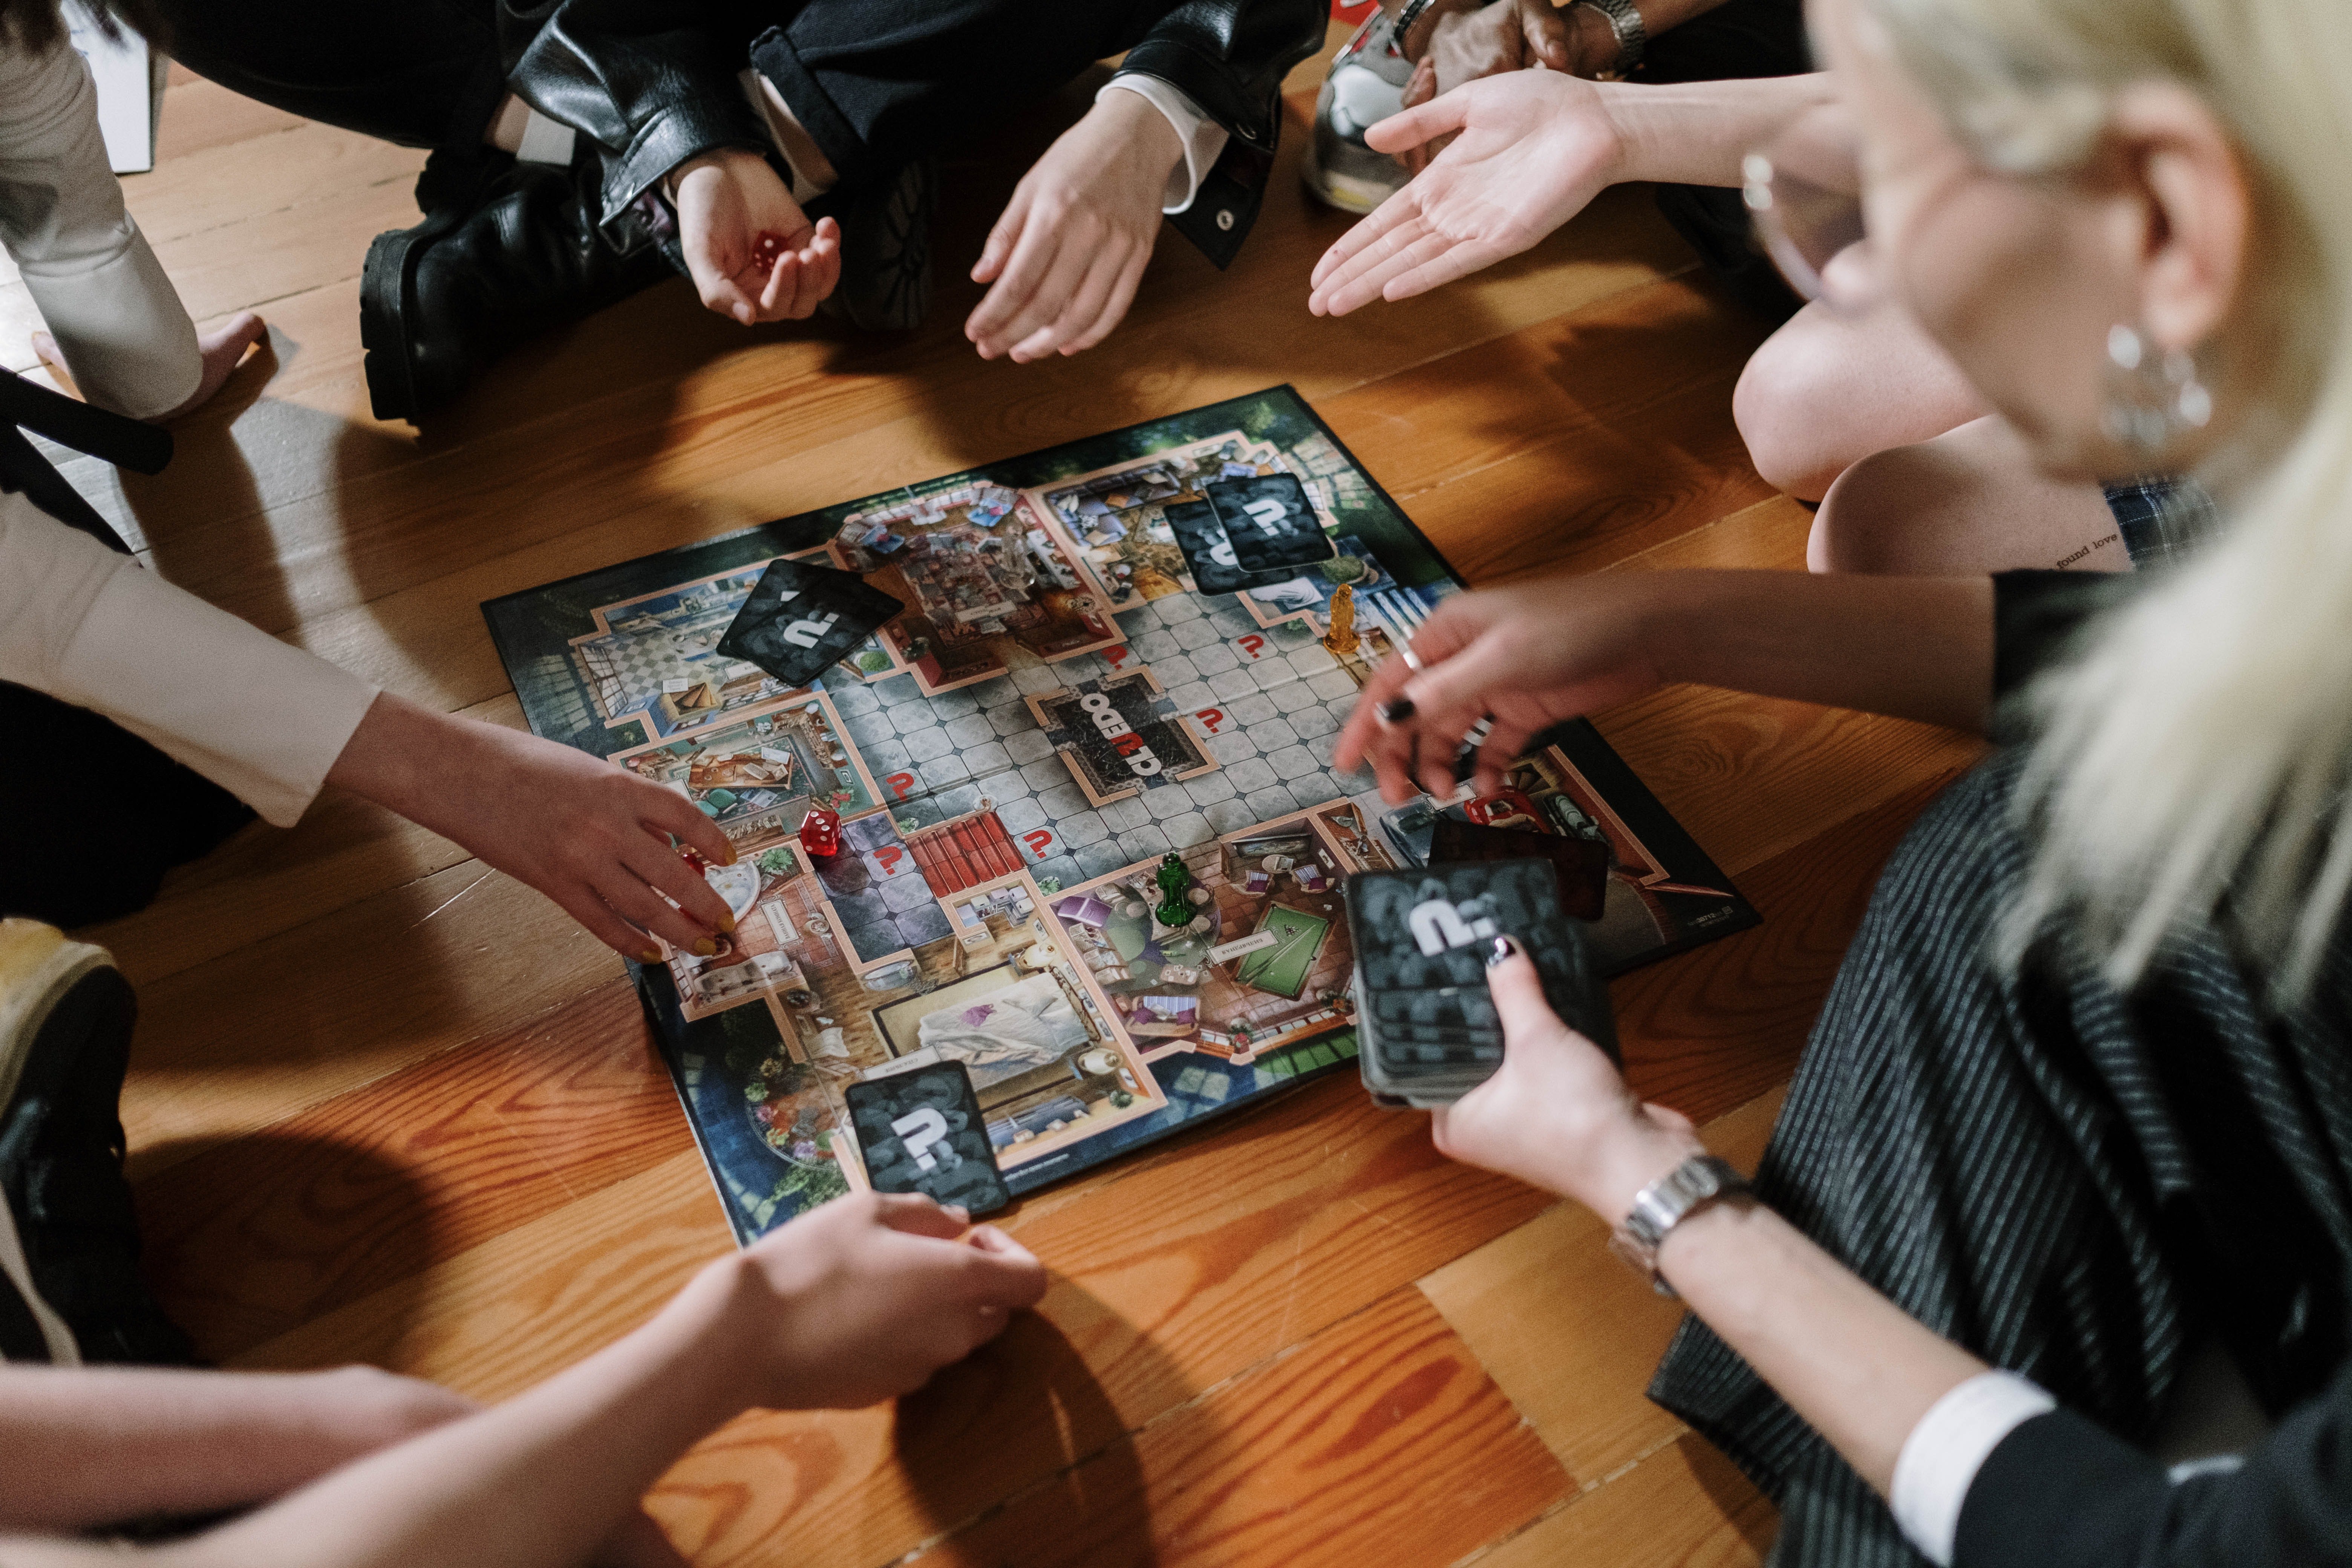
[{"xmin": 501, "ymin": 0, "xmax": 1324, "ymax": 268}]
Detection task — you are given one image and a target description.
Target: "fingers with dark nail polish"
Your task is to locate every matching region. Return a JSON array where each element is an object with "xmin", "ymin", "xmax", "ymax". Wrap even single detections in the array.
[
  {"xmin": 1377, "ymin": 698, "xmax": 1416, "ymax": 724},
  {"xmin": 1486, "ymin": 936, "xmax": 1519, "ymax": 967}
]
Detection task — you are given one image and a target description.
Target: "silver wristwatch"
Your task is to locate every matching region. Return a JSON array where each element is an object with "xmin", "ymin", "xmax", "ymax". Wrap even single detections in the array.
[
  {"xmin": 1608, "ymin": 1154, "xmax": 1749, "ymax": 1297},
  {"xmin": 1572, "ymin": 0, "xmax": 1647, "ymax": 79}
]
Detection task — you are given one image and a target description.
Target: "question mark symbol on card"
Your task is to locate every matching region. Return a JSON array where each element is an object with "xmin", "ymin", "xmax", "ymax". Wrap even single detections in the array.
[{"xmin": 892, "ymin": 1107, "xmax": 954, "ymax": 1172}]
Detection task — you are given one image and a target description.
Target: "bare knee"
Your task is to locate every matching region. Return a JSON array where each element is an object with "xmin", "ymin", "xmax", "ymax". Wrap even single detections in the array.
[
  {"xmin": 1735, "ymin": 317, "xmax": 1857, "ymax": 502},
  {"xmin": 1808, "ymin": 443, "xmax": 1946, "ymax": 574}
]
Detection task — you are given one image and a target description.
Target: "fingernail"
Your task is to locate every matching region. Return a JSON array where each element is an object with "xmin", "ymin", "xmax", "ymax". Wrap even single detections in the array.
[
  {"xmin": 694, "ymin": 938, "xmax": 718, "ymax": 957},
  {"xmin": 1485, "ymin": 936, "xmax": 1519, "ymax": 968},
  {"xmin": 718, "ymin": 914, "xmax": 737, "ymax": 934},
  {"xmin": 639, "ymin": 947, "xmax": 663, "ymax": 963},
  {"xmin": 1377, "ymin": 698, "xmax": 1416, "ymax": 724},
  {"xmin": 944, "ymin": 1204, "xmax": 971, "ymax": 1223},
  {"xmin": 721, "ymin": 845, "xmax": 739, "ymax": 866}
]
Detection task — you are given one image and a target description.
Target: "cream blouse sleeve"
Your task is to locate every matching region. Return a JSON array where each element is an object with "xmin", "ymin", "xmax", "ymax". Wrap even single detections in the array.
[
  {"xmin": 0, "ymin": 37, "xmax": 199, "ymax": 419},
  {"xmin": 0, "ymin": 496, "xmax": 378, "ymax": 826}
]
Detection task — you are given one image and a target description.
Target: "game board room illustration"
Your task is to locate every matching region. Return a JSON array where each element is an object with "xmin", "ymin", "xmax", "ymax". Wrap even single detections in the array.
[{"xmin": 486, "ymin": 387, "xmax": 1756, "ymax": 1241}]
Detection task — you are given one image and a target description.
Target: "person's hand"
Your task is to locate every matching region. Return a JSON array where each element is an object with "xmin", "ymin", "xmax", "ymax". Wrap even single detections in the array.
[
  {"xmin": 703, "ymin": 1193, "xmax": 1048, "ymax": 1411},
  {"xmin": 1309, "ymin": 69, "xmax": 1625, "ymax": 317},
  {"xmin": 33, "ymin": 311, "xmax": 267, "ymax": 421},
  {"xmin": 325, "ymin": 693, "xmax": 739, "ymax": 962},
  {"xmin": 1395, "ymin": 0, "xmax": 1584, "ymax": 173},
  {"xmin": 965, "ymin": 90, "xmax": 1180, "ymax": 362},
  {"xmin": 1430, "ymin": 943, "xmax": 1700, "ymax": 1217},
  {"xmin": 1334, "ymin": 574, "xmax": 1677, "ymax": 802},
  {"xmin": 671, "ymin": 148, "xmax": 842, "ymax": 325}
]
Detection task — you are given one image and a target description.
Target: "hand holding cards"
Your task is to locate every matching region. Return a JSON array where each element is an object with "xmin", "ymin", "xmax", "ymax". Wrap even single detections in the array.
[
  {"xmin": 1344, "ymin": 859, "xmax": 1615, "ymax": 1109},
  {"xmin": 718, "ymin": 556, "xmax": 903, "ymax": 689}
]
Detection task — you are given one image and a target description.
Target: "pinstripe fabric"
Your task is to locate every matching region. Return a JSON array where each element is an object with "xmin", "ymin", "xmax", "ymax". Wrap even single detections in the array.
[{"xmin": 1647, "ymin": 745, "xmax": 2352, "ymax": 1566}]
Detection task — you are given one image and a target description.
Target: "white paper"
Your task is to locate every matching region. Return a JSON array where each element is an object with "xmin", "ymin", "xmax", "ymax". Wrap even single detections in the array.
[{"xmin": 64, "ymin": 2, "xmax": 163, "ymax": 175}]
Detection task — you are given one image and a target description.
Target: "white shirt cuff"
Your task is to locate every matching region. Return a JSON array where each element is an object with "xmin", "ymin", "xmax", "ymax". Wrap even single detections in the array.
[
  {"xmin": 1098, "ymin": 74, "xmax": 1230, "ymax": 215},
  {"xmin": 1891, "ymin": 1370, "xmax": 2058, "ymax": 1568}
]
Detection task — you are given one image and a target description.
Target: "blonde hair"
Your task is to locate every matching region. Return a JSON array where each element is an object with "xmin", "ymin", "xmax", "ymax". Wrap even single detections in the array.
[{"xmin": 1867, "ymin": 0, "xmax": 2352, "ymax": 995}]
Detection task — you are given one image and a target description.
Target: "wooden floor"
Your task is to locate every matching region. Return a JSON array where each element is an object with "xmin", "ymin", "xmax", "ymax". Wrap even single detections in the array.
[{"xmin": 37, "ymin": 30, "xmax": 1983, "ymax": 1567}]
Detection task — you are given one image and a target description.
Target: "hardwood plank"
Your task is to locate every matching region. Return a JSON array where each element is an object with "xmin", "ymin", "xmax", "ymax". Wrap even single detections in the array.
[
  {"xmin": 1418, "ymin": 1091, "xmax": 1784, "ymax": 1480},
  {"xmin": 137, "ymin": 979, "xmax": 687, "ymax": 1358},
  {"xmin": 1472, "ymin": 1431, "xmax": 1774, "ymax": 1568},
  {"xmin": 900, "ymin": 1288, "xmax": 1570, "ymax": 1568},
  {"xmin": 1612, "ymin": 772, "xmax": 1966, "ymax": 1124}
]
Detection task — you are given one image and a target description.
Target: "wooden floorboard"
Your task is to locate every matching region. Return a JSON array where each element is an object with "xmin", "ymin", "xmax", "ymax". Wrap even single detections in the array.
[{"xmin": 76, "ymin": 24, "xmax": 1989, "ymax": 1563}]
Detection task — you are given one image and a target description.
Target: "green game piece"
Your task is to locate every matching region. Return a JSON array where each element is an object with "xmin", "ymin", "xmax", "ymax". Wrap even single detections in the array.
[{"xmin": 1153, "ymin": 851, "xmax": 1194, "ymax": 927}]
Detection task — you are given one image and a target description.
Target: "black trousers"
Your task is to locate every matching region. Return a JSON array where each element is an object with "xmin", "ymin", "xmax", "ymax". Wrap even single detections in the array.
[
  {"xmin": 152, "ymin": 0, "xmax": 1199, "ymax": 190},
  {"xmin": 0, "ymin": 683, "xmax": 253, "ymax": 928}
]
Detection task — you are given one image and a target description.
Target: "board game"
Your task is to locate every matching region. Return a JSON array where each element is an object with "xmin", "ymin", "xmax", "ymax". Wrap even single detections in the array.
[{"xmin": 483, "ymin": 386, "xmax": 1758, "ymax": 1242}]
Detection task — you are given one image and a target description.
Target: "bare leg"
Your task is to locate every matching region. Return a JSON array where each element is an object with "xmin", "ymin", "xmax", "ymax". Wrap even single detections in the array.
[
  {"xmin": 1810, "ymin": 414, "xmax": 2125, "ymax": 576},
  {"xmin": 1735, "ymin": 298, "xmax": 1991, "ymax": 502}
]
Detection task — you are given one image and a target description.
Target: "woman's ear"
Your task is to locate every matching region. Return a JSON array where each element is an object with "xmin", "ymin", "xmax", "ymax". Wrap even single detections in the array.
[{"xmin": 2107, "ymin": 80, "xmax": 2250, "ymax": 354}]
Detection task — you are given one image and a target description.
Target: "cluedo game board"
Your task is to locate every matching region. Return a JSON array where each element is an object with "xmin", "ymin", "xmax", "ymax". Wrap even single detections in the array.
[{"xmin": 483, "ymin": 386, "xmax": 1757, "ymax": 1241}]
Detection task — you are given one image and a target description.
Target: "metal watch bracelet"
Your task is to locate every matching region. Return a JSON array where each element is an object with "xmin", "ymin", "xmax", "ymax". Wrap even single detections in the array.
[
  {"xmin": 1607, "ymin": 1154, "xmax": 1750, "ymax": 1297},
  {"xmin": 1572, "ymin": 0, "xmax": 1646, "ymax": 79}
]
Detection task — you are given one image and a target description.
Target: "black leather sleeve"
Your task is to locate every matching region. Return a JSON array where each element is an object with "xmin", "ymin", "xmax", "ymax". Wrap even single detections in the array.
[
  {"xmin": 1955, "ymin": 1373, "xmax": 2352, "ymax": 1568},
  {"xmin": 1116, "ymin": 0, "xmax": 1325, "ymax": 268},
  {"xmin": 499, "ymin": 0, "xmax": 770, "ymax": 233}
]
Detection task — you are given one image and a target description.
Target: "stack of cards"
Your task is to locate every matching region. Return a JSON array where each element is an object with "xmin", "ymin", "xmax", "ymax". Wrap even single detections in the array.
[
  {"xmin": 842, "ymin": 1061, "xmax": 1013, "ymax": 1216},
  {"xmin": 1167, "ymin": 472, "xmax": 1335, "ymax": 594},
  {"xmin": 1343, "ymin": 859, "xmax": 1615, "ymax": 1109},
  {"xmin": 717, "ymin": 556, "xmax": 904, "ymax": 689}
]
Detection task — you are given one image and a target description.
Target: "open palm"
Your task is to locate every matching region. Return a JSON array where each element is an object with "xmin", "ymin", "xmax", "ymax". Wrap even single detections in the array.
[{"xmin": 1308, "ymin": 70, "xmax": 1624, "ymax": 318}]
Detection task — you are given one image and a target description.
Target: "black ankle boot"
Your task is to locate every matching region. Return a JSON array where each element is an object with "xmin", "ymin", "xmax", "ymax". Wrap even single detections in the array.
[
  {"xmin": 0, "ymin": 922, "xmax": 196, "ymax": 1366},
  {"xmin": 361, "ymin": 146, "xmax": 674, "ymax": 422}
]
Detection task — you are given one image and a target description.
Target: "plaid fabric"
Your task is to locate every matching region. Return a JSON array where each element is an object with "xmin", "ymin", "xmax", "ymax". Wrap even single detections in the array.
[
  {"xmin": 2104, "ymin": 479, "xmax": 2219, "ymax": 571},
  {"xmin": 1648, "ymin": 576, "xmax": 2352, "ymax": 1566}
]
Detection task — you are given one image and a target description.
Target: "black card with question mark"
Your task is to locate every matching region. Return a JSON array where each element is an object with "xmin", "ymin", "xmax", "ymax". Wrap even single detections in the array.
[
  {"xmin": 717, "ymin": 556, "xmax": 905, "ymax": 690},
  {"xmin": 842, "ymin": 1061, "xmax": 1012, "ymax": 1215}
]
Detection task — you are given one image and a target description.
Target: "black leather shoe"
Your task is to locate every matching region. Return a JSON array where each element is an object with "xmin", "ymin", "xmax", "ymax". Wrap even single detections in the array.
[
  {"xmin": 0, "ymin": 920, "xmax": 195, "ymax": 1365},
  {"xmin": 809, "ymin": 157, "xmax": 936, "ymax": 333},
  {"xmin": 361, "ymin": 146, "xmax": 674, "ymax": 422}
]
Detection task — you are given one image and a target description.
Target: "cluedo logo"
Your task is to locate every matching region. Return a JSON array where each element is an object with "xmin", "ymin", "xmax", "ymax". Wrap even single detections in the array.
[
  {"xmin": 1407, "ymin": 896, "xmax": 1499, "ymax": 957},
  {"xmin": 1080, "ymin": 692, "xmax": 1164, "ymax": 777}
]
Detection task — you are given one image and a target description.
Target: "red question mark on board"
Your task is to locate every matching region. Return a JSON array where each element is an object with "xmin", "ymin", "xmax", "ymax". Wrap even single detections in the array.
[
  {"xmin": 1238, "ymin": 635, "xmax": 1266, "ymax": 659},
  {"xmin": 886, "ymin": 772, "xmax": 915, "ymax": 799},
  {"xmin": 1023, "ymin": 830, "xmax": 1055, "ymax": 859},
  {"xmin": 876, "ymin": 847, "xmax": 905, "ymax": 874},
  {"xmin": 1196, "ymin": 707, "xmax": 1225, "ymax": 733},
  {"xmin": 1103, "ymin": 645, "xmax": 1129, "ymax": 669}
]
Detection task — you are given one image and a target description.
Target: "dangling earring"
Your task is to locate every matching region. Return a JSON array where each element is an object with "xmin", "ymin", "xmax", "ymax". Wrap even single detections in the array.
[{"xmin": 2101, "ymin": 324, "xmax": 2214, "ymax": 456}]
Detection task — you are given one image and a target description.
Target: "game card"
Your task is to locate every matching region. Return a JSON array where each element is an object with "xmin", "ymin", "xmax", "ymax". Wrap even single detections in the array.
[
  {"xmin": 842, "ymin": 1063, "xmax": 1012, "ymax": 1216},
  {"xmin": 716, "ymin": 557, "xmax": 903, "ymax": 690},
  {"xmin": 1165, "ymin": 499, "xmax": 1303, "ymax": 595},
  {"xmin": 1205, "ymin": 473, "xmax": 1336, "ymax": 573},
  {"xmin": 1430, "ymin": 818, "xmax": 1612, "ymax": 922}
]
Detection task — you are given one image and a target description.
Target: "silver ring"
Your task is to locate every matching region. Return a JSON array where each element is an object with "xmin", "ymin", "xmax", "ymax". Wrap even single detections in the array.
[{"xmin": 1400, "ymin": 647, "xmax": 1424, "ymax": 673}]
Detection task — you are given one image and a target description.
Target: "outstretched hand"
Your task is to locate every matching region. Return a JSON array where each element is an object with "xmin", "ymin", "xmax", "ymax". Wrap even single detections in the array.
[
  {"xmin": 1334, "ymin": 574, "xmax": 1675, "ymax": 802},
  {"xmin": 672, "ymin": 148, "xmax": 842, "ymax": 324},
  {"xmin": 965, "ymin": 90, "xmax": 1179, "ymax": 362},
  {"xmin": 1308, "ymin": 70, "xmax": 1625, "ymax": 317},
  {"xmin": 723, "ymin": 1193, "xmax": 1049, "ymax": 1410},
  {"xmin": 326, "ymin": 692, "xmax": 741, "ymax": 962}
]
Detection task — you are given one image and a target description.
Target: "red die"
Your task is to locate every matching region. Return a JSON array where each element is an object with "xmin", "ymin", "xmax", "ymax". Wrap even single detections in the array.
[
  {"xmin": 752, "ymin": 231, "xmax": 790, "ymax": 270},
  {"xmin": 798, "ymin": 805, "xmax": 842, "ymax": 858}
]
